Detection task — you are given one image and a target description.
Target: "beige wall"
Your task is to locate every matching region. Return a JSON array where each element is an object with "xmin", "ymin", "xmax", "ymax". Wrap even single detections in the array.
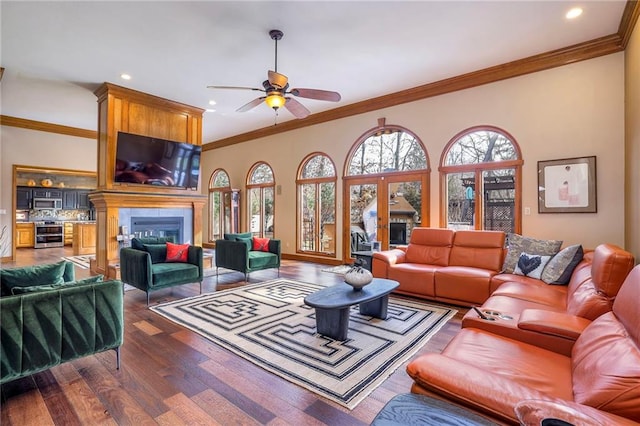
[
  {"xmin": 625, "ymin": 21, "xmax": 640, "ymax": 262},
  {"xmin": 202, "ymin": 53, "xmax": 626, "ymax": 259},
  {"xmin": 0, "ymin": 126, "xmax": 97, "ymax": 256}
]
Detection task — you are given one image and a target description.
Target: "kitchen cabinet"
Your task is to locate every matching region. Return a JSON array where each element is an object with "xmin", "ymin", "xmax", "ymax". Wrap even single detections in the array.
[
  {"xmin": 63, "ymin": 190, "xmax": 77, "ymax": 209},
  {"xmin": 33, "ymin": 189, "xmax": 63, "ymax": 199},
  {"xmin": 16, "ymin": 223, "xmax": 34, "ymax": 248},
  {"xmin": 16, "ymin": 187, "xmax": 32, "ymax": 210},
  {"xmin": 64, "ymin": 222, "xmax": 74, "ymax": 245},
  {"xmin": 72, "ymin": 223, "xmax": 96, "ymax": 255},
  {"xmin": 76, "ymin": 190, "xmax": 92, "ymax": 209}
]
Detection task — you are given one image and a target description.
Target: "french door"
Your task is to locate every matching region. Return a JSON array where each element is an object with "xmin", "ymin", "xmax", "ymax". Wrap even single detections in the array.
[{"xmin": 343, "ymin": 172, "xmax": 428, "ymax": 262}]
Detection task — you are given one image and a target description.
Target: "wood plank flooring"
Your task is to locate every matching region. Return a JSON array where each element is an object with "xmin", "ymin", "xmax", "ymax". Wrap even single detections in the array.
[{"xmin": 1, "ymin": 247, "xmax": 467, "ymax": 425}]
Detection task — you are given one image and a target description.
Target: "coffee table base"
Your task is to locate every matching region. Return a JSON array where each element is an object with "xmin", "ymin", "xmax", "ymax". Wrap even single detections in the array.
[{"xmin": 314, "ymin": 295, "xmax": 391, "ymax": 341}]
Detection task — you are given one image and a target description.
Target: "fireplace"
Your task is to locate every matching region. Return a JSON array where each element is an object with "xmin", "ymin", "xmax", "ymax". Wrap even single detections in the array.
[{"xmin": 131, "ymin": 216, "xmax": 184, "ymax": 242}]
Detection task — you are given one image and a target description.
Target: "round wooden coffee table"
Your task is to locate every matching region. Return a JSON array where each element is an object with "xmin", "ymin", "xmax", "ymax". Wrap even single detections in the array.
[{"xmin": 304, "ymin": 278, "xmax": 399, "ymax": 340}]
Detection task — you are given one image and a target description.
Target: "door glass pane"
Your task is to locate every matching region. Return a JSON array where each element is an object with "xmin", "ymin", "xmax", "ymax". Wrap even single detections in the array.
[
  {"xmin": 482, "ymin": 168, "xmax": 515, "ymax": 233},
  {"xmin": 249, "ymin": 187, "xmax": 261, "ymax": 236},
  {"xmin": 300, "ymin": 183, "xmax": 316, "ymax": 251},
  {"xmin": 349, "ymin": 183, "xmax": 377, "ymax": 256},
  {"xmin": 264, "ymin": 186, "xmax": 274, "ymax": 239},
  {"xmin": 211, "ymin": 192, "xmax": 222, "ymax": 241},
  {"xmin": 446, "ymin": 172, "xmax": 475, "ymax": 230},
  {"xmin": 319, "ymin": 182, "xmax": 336, "ymax": 253},
  {"xmin": 387, "ymin": 180, "xmax": 421, "ymax": 247}
]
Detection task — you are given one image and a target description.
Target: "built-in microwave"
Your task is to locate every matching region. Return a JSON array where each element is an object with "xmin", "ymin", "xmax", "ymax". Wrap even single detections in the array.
[{"xmin": 33, "ymin": 198, "xmax": 62, "ymax": 209}]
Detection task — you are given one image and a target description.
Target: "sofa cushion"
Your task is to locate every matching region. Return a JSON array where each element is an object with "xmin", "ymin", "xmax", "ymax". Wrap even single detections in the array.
[
  {"xmin": 131, "ymin": 236, "xmax": 174, "ymax": 250},
  {"xmin": 404, "ymin": 228, "xmax": 454, "ymax": 266},
  {"xmin": 541, "ymin": 244, "xmax": 584, "ymax": 285},
  {"xmin": 142, "ymin": 243, "xmax": 168, "ymax": 264},
  {"xmin": 11, "ymin": 274, "xmax": 105, "ymax": 295},
  {"xmin": 449, "ymin": 230, "xmax": 505, "ymax": 271},
  {"xmin": 513, "ymin": 252, "xmax": 552, "ymax": 279},
  {"xmin": 223, "ymin": 232, "xmax": 252, "ymax": 241},
  {"xmin": 248, "ymin": 251, "xmax": 278, "ymax": 269},
  {"xmin": 166, "ymin": 242, "xmax": 189, "ymax": 262},
  {"xmin": 1, "ymin": 260, "xmax": 68, "ymax": 296},
  {"xmin": 502, "ymin": 234, "xmax": 562, "ymax": 273},
  {"xmin": 151, "ymin": 263, "xmax": 200, "ymax": 287}
]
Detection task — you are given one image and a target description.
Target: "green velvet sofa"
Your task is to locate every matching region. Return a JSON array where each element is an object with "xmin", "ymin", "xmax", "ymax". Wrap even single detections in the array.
[
  {"xmin": 119, "ymin": 237, "xmax": 204, "ymax": 305},
  {"xmin": 0, "ymin": 261, "xmax": 124, "ymax": 384},
  {"xmin": 215, "ymin": 232, "xmax": 281, "ymax": 282}
]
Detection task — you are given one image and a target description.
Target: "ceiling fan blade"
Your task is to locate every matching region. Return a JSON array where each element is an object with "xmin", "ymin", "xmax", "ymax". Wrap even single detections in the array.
[
  {"xmin": 207, "ymin": 85, "xmax": 264, "ymax": 92},
  {"xmin": 237, "ymin": 97, "xmax": 265, "ymax": 112},
  {"xmin": 268, "ymin": 70, "xmax": 288, "ymax": 89},
  {"xmin": 289, "ymin": 88, "xmax": 341, "ymax": 102},
  {"xmin": 284, "ymin": 97, "xmax": 311, "ymax": 119}
]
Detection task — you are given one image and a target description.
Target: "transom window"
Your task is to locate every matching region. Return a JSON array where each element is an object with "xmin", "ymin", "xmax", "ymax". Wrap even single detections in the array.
[
  {"xmin": 297, "ymin": 153, "xmax": 337, "ymax": 255},
  {"xmin": 440, "ymin": 126, "xmax": 523, "ymax": 233}
]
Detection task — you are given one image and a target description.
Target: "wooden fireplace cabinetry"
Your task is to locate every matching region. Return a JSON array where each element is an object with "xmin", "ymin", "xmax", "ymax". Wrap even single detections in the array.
[{"xmin": 91, "ymin": 83, "xmax": 206, "ymax": 278}]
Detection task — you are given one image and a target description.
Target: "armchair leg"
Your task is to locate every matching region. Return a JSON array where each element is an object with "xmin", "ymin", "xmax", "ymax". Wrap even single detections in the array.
[
  {"xmin": 277, "ymin": 267, "xmax": 280, "ymax": 277},
  {"xmin": 245, "ymin": 272, "xmax": 248, "ymax": 282},
  {"xmin": 216, "ymin": 267, "xmax": 219, "ymax": 284},
  {"xmin": 115, "ymin": 346, "xmax": 121, "ymax": 370},
  {"xmin": 146, "ymin": 291, "xmax": 150, "ymax": 306},
  {"xmin": 199, "ymin": 281, "xmax": 202, "ymax": 294}
]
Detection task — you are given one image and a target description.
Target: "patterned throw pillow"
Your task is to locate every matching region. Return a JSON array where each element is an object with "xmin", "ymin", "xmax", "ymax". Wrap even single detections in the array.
[
  {"xmin": 502, "ymin": 234, "xmax": 563, "ymax": 274},
  {"xmin": 541, "ymin": 244, "xmax": 584, "ymax": 285},
  {"xmin": 252, "ymin": 237, "xmax": 271, "ymax": 252},
  {"xmin": 166, "ymin": 242, "xmax": 189, "ymax": 262},
  {"xmin": 513, "ymin": 252, "xmax": 552, "ymax": 279}
]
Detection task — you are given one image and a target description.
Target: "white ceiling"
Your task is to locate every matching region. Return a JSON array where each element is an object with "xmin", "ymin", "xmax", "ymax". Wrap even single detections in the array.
[{"xmin": 0, "ymin": 1, "xmax": 628, "ymax": 144}]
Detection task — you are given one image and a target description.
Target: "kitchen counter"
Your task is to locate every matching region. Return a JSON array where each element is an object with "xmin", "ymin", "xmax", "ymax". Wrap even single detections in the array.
[{"xmin": 72, "ymin": 223, "xmax": 96, "ymax": 255}]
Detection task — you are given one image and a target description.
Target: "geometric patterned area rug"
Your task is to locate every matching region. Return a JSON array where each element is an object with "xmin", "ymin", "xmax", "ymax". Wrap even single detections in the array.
[{"xmin": 150, "ymin": 278, "xmax": 457, "ymax": 409}]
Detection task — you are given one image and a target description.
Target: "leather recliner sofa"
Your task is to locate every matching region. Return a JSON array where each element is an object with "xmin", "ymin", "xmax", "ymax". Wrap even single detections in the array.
[
  {"xmin": 372, "ymin": 228, "xmax": 505, "ymax": 306},
  {"xmin": 405, "ymin": 265, "xmax": 640, "ymax": 425},
  {"xmin": 463, "ymin": 243, "xmax": 635, "ymax": 354}
]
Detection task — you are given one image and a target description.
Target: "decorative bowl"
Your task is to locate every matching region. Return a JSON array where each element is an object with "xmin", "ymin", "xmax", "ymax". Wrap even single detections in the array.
[
  {"xmin": 41, "ymin": 179, "xmax": 53, "ymax": 187},
  {"xmin": 344, "ymin": 266, "xmax": 373, "ymax": 291}
]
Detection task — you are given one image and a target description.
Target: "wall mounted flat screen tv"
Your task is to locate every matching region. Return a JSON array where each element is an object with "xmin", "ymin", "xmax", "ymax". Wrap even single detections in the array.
[{"xmin": 114, "ymin": 132, "xmax": 201, "ymax": 189}]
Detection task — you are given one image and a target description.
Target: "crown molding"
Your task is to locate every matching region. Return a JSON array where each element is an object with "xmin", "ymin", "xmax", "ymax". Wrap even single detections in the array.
[
  {"xmin": 619, "ymin": 0, "xmax": 640, "ymax": 48},
  {"xmin": 204, "ymin": 31, "xmax": 626, "ymax": 151},
  {"xmin": 0, "ymin": 115, "xmax": 97, "ymax": 139}
]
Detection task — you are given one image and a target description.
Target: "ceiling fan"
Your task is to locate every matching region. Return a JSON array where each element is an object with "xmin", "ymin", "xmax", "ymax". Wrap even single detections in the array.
[{"xmin": 207, "ymin": 29, "xmax": 341, "ymax": 119}]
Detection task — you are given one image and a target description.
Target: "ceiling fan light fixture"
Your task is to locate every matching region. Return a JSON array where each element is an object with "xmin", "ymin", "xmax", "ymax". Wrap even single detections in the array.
[{"xmin": 265, "ymin": 93, "xmax": 286, "ymax": 110}]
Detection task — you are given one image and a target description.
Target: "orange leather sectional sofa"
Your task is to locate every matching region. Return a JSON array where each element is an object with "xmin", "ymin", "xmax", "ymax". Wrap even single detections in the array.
[{"xmin": 372, "ymin": 227, "xmax": 639, "ymax": 424}]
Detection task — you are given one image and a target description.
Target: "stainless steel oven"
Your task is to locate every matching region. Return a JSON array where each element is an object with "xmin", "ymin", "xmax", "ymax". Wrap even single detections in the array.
[
  {"xmin": 33, "ymin": 198, "xmax": 62, "ymax": 209},
  {"xmin": 34, "ymin": 221, "xmax": 64, "ymax": 248}
]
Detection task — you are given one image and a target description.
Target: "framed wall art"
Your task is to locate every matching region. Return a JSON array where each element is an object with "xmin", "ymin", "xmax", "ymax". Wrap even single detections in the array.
[{"xmin": 538, "ymin": 156, "xmax": 596, "ymax": 213}]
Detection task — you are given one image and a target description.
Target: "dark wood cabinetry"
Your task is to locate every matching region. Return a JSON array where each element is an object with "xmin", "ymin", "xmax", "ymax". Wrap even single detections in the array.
[
  {"xmin": 63, "ymin": 190, "xmax": 77, "ymax": 209},
  {"xmin": 16, "ymin": 187, "xmax": 32, "ymax": 210},
  {"xmin": 32, "ymin": 189, "xmax": 63, "ymax": 199},
  {"xmin": 76, "ymin": 190, "xmax": 92, "ymax": 209}
]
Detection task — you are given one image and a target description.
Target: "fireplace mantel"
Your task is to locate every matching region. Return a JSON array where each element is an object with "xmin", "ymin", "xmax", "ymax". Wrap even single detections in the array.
[
  {"xmin": 90, "ymin": 190, "xmax": 206, "ymax": 277},
  {"xmin": 91, "ymin": 83, "xmax": 205, "ymax": 279}
]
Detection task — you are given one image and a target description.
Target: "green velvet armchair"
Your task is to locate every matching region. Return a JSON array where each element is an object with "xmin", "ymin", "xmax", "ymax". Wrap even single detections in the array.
[
  {"xmin": 120, "ymin": 237, "xmax": 204, "ymax": 305},
  {"xmin": 215, "ymin": 232, "xmax": 281, "ymax": 282}
]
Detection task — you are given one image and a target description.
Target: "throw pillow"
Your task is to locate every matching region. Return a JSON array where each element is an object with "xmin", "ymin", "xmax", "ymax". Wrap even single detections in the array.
[
  {"xmin": 142, "ymin": 243, "xmax": 168, "ymax": 263},
  {"xmin": 502, "ymin": 234, "xmax": 563, "ymax": 274},
  {"xmin": 166, "ymin": 242, "xmax": 189, "ymax": 262},
  {"xmin": 236, "ymin": 237, "xmax": 253, "ymax": 251},
  {"xmin": 513, "ymin": 252, "xmax": 552, "ymax": 279},
  {"xmin": 11, "ymin": 274, "xmax": 105, "ymax": 295},
  {"xmin": 252, "ymin": 237, "xmax": 271, "ymax": 252},
  {"xmin": 1, "ymin": 260, "xmax": 67, "ymax": 295},
  {"xmin": 541, "ymin": 244, "xmax": 584, "ymax": 285}
]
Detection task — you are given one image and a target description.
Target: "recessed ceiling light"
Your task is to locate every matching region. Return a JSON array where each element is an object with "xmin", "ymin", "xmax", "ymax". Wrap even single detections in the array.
[
  {"xmin": 209, "ymin": 100, "xmax": 217, "ymax": 106},
  {"xmin": 120, "ymin": 73, "xmax": 132, "ymax": 80},
  {"xmin": 206, "ymin": 108, "xmax": 216, "ymax": 113},
  {"xmin": 566, "ymin": 7, "xmax": 583, "ymax": 19}
]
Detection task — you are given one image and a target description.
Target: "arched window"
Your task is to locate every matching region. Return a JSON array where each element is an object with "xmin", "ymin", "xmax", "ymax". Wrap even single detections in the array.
[
  {"xmin": 297, "ymin": 153, "xmax": 337, "ymax": 255},
  {"xmin": 439, "ymin": 126, "xmax": 523, "ymax": 233},
  {"xmin": 208, "ymin": 169, "xmax": 239, "ymax": 242},
  {"xmin": 343, "ymin": 120, "xmax": 430, "ymax": 257},
  {"xmin": 247, "ymin": 162, "xmax": 275, "ymax": 238}
]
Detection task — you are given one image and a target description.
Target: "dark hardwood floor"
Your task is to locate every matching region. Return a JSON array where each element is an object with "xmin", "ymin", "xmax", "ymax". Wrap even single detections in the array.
[{"xmin": 1, "ymin": 247, "xmax": 466, "ymax": 425}]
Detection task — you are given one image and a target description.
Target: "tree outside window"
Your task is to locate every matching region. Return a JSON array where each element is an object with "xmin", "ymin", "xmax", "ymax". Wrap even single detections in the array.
[{"xmin": 440, "ymin": 126, "xmax": 523, "ymax": 233}]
